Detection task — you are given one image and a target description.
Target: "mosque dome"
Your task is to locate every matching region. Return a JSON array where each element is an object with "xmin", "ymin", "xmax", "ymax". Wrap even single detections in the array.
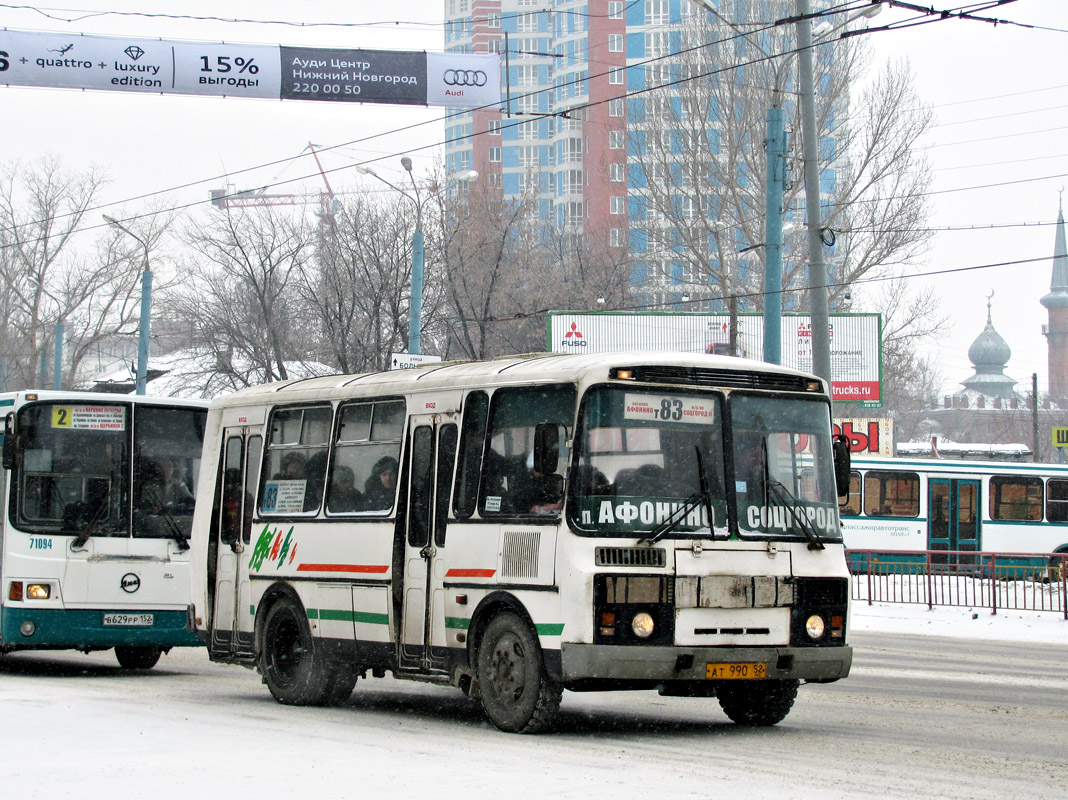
[{"xmin": 960, "ymin": 294, "xmax": 1016, "ymax": 399}]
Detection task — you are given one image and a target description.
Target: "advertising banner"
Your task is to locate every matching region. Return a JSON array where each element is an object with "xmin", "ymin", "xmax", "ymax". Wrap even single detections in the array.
[
  {"xmin": 0, "ymin": 29, "xmax": 501, "ymax": 109},
  {"xmin": 548, "ymin": 311, "xmax": 882, "ymax": 405}
]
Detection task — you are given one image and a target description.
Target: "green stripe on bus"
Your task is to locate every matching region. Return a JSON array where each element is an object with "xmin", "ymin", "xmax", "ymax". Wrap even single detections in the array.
[
  {"xmin": 445, "ymin": 616, "xmax": 471, "ymax": 630},
  {"xmin": 0, "ymin": 398, "xmax": 14, "ymax": 407},
  {"xmin": 306, "ymin": 608, "xmax": 389, "ymax": 625},
  {"xmin": 535, "ymin": 623, "xmax": 564, "ymax": 636},
  {"xmin": 353, "ymin": 611, "xmax": 389, "ymax": 625}
]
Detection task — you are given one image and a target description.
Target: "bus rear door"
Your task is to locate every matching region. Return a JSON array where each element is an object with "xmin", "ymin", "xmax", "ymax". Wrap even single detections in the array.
[{"xmin": 398, "ymin": 411, "xmax": 458, "ymax": 675}]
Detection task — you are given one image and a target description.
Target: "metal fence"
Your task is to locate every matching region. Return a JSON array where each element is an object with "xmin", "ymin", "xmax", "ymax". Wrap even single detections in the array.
[{"xmin": 846, "ymin": 550, "xmax": 1068, "ymax": 619}]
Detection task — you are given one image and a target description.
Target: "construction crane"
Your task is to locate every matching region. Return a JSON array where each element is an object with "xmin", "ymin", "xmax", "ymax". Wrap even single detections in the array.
[{"xmin": 209, "ymin": 143, "xmax": 336, "ymax": 214}]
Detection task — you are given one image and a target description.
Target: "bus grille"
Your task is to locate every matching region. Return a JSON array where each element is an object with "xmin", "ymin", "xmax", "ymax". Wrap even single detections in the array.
[
  {"xmin": 620, "ymin": 365, "xmax": 811, "ymax": 392},
  {"xmin": 595, "ymin": 547, "xmax": 666, "ymax": 568}
]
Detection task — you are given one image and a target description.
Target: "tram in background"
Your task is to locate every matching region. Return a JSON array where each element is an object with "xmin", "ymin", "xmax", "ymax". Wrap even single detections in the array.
[
  {"xmin": 839, "ymin": 456, "xmax": 1068, "ymax": 568},
  {"xmin": 1, "ymin": 391, "xmax": 208, "ymax": 668}
]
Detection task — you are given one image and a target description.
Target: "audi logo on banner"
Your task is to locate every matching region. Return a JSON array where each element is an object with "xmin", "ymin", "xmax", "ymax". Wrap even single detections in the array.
[{"xmin": 443, "ymin": 69, "xmax": 488, "ymax": 87}]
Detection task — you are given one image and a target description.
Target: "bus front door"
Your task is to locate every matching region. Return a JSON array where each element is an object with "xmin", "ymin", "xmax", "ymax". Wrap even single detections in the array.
[
  {"xmin": 208, "ymin": 429, "xmax": 262, "ymax": 662},
  {"xmin": 928, "ymin": 478, "xmax": 980, "ymax": 565},
  {"xmin": 398, "ymin": 416, "xmax": 458, "ymax": 675}
]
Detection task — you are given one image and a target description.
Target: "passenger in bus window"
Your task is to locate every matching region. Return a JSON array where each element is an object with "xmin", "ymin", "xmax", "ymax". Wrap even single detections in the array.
[
  {"xmin": 274, "ymin": 452, "xmax": 306, "ymax": 480},
  {"xmin": 328, "ymin": 465, "xmax": 362, "ymax": 512},
  {"xmin": 363, "ymin": 456, "xmax": 398, "ymax": 510},
  {"xmin": 515, "ymin": 450, "xmax": 563, "ymax": 514}
]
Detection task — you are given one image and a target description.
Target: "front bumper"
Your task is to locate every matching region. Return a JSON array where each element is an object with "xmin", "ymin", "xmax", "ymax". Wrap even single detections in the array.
[{"xmin": 561, "ymin": 642, "xmax": 852, "ymax": 683}]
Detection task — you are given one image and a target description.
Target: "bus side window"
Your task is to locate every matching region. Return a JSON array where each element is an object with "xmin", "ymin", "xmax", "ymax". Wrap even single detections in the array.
[
  {"xmin": 261, "ymin": 406, "xmax": 332, "ymax": 516},
  {"xmin": 453, "ymin": 391, "xmax": 488, "ymax": 520},
  {"xmin": 480, "ymin": 384, "xmax": 575, "ymax": 517},
  {"xmin": 990, "ymin": 475, "xmax": 1043, "ymax": 521},
  {"xmin": 326, "ymin": 399, "xmax": 405, "ymax": 516},
  {"xmin": 864, "ymin": 470, "xmax": 919, "ymax": 517},
  {"xmin": 838, "ymin": 470, "xmax": 861, "ymax": 516},
  {"xmin": 1047, "ymin": 478, "xmax": 1068, "ymax": 522}
]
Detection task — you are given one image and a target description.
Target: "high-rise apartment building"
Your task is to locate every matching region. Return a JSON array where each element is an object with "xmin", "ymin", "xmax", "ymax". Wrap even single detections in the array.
[{"xmin": 443, "ymin": 0, "xmax": 840, "ymax": 310}]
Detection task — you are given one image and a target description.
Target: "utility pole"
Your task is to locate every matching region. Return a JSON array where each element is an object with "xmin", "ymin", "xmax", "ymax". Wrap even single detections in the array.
[
  {"xmin": 763, "ymin": 104, "xmax": 786, "ymax": 365},
  {"xmin": 796, "ymin": 0, "xmax": 832, "ymax": 386}
]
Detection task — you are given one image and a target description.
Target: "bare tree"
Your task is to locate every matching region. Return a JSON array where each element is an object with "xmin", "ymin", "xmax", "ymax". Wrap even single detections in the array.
[
  {"xmin": 0, "ymin": 156, "xmax": 151, "ymax": 389},
  {"xmin": 175, "ymin": 206, "xmax": 317, "ymax": 388},
  {"xmin": 426, "ymin": 177, "xmax": 542, "ymax": 360},
  {"xmin": 309, "ymin": 195, "xmax": 412, "ymax": 373},
  {"xmin": 634, "ymin": 2, "xmax": 933, "ymax": 350}
]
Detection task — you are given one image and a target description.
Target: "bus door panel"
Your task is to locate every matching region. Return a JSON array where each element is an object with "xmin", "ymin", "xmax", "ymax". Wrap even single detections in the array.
[
  {"xmin": 927, "ymin": 478, "xmax": 980, "ymax": 565},
  {"xmin": 398, "ymin": 416, "xmax": 458, "ymax": 674},
  {"xmin": 209, "ymin": 429, "xmax": 261, "ymax": 661}
]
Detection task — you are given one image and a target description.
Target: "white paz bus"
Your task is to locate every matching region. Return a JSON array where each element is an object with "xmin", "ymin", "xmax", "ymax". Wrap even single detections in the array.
[
  {"xmin": 1, "ymin": 391, "xmax": 208, "ymax": 668},
  {"xmin": 189, "ymin": 352, "xmax": 853, "ymax": 732}
]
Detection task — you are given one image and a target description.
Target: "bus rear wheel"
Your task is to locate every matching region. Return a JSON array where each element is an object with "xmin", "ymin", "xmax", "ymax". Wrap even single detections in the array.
[
  {"xmin": 259, "ymin": 597, "xmax": 356, "ymax": 706},
  {"xmin": 717, "ymin": 679, "xmax": 799, "ymax": 726},
  {"xmin": 475, "ymin": 611, "xmax": 561, "ymax": 733},
  {"xmin": 115, "ymin": 646, "xmax": 162, "ymax": 670}
]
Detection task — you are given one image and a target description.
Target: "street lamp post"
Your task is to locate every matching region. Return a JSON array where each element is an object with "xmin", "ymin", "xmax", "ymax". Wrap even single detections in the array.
[
  {"xmin": 103, "ymin": 215, "xmax": 152, "ymax": 395},
  {"xmin": 400, "ymin": 157, "xmax": 425, "ymax": 356},
  {"xmin": 355, "ymin": 162, "xmax": 477, "ymax": 356}
]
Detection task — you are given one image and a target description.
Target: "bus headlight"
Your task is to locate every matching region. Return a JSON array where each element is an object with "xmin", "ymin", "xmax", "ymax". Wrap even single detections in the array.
[
  {"xmin": 20, "ymin": 620, "xmax": 36, "ymax": 637},
  {"xmin": 26, "ymin": 584, "xmax": 50, "ymax": 600},
  {"xmin": 631, "ymin": 612, "xmax": 655, "ymax": 639},
  {"xmin": 805, "ymin": 614, "xmax": 826, "ymax": 640}
]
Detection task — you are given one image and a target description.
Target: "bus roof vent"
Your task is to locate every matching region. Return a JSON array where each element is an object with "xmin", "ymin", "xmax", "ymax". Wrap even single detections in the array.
[
  {"xmin": 595, "ymin": 547, "xmax": 666, "ymax": 568},
  {"xmin": 618, "ymin": 366, "xmax": 810, "ymax": 393}
]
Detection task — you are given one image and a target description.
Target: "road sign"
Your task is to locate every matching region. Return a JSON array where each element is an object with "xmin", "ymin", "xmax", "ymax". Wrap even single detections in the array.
[
  {"xmin": 1052, "ymin": 427, "xmax": 1068, "ymax": 448},
  {"xmin": 390, "ymin": 353, "xmax": 442, "ymax": 370}
]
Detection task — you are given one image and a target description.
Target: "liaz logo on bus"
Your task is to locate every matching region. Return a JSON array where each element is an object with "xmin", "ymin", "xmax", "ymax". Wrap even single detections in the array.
[{"xmin": 250, "ymin": 525, "xmax": 297, "ymax": 571}]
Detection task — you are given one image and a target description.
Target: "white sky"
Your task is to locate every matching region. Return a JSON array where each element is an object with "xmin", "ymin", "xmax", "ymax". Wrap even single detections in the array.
[{"xmin": 1, "ymin": 1, "xmax": 1066, "ymax": 398}]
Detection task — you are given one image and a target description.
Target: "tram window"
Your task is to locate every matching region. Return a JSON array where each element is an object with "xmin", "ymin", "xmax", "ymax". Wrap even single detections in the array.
[
  {"xmin": 261, "ymin": 405, "xmax": 332, "ymax": 515},
  {"xmin": 1047, "ymin": 479, "xmax": 1068, "ymax": 523},
  {"xmin": 863, "ymin": 470, "xmax": 919, "ymax": 517},
  {"xmin": 989, "ymin": 475, "xmax": 1043, "ymax": 521},
  {"xmin": 838, "ymin": 470, "xmax": 861, "ymax": 516}
]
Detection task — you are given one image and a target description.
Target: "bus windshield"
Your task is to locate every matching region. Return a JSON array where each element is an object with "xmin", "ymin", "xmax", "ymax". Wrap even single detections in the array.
[
  {"xmin": 568, "ymin": 385, "xmax": 727, "ymax": 536},
  {"xmin": 568, "ymin": 386, "xmax": 840, "ymax": 542},
  {"xmin": 730, "ymin": 394, "xmax": 841, "ymax": 542},
  {"xmin": 12, "ymin": 402, "xmax": 205, "ymax": 540}
]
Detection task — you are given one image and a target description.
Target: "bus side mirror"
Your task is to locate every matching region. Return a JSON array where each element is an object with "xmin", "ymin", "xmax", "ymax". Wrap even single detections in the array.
[
  {"xmin": 533, "ymin": 423, "xmax": 561, "ymax": 475},
  {"xmin": 833, "ymin": 434, "xmax": 851, "ymax": 498},
  {"xmin": 2, "ymin": 434, "xmax": 15, "ymax": 470}
]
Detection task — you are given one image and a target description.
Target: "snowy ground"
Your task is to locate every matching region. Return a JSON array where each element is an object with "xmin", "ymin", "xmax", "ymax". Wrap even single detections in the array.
[
  {"xmin": 851, "ymin": 598, "xmax": 1067, "ymax": 643},
  {"xmin": 3, "ymin": 601, "xmax": 1066, "ymax": 799}
]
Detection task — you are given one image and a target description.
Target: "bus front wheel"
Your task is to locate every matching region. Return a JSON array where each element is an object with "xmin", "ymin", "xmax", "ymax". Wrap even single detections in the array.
[
  {"xmin": 717, "ymin": 679, "xmax": 799, "ymax": 726},
  {"xmin": 114, "ymin": 646, "xmax": 162, "ymax": 670},
  {"xmin": 475, "ymin": 611, "xmax": 561, "ymax": 734},
  {"xmin": 259, "ymin": 597, "xmax": 356, "ymax": 706}
]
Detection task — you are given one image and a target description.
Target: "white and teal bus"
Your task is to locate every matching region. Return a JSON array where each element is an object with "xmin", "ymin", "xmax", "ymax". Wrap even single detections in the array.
[
  {"xmin": 189, "ymin": 352, "xmax": 853, "ymax": 732},
  {"xmin": 1, "ymin": 391, "xmax": 208, "ymax": 668},
  {"xmin": 840, "ymin": 455, "xmax": 1068, "ymax": 568}
]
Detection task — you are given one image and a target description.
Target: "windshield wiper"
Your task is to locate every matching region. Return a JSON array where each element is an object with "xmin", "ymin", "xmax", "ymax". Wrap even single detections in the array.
[
  {"xmin": 767, "ymin": 478, "xmax": 825, "ymax": 551},
  {"xmin": 642, "ymin": 491, "xmax": 705, "ymax": 545},
  {"xmin": 141, "ymin": 487, "xmax": 192, "ymax": 551},
  {"xmin": 642, "ymin": 447, "xmax": 717, "ymax": 546}
]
